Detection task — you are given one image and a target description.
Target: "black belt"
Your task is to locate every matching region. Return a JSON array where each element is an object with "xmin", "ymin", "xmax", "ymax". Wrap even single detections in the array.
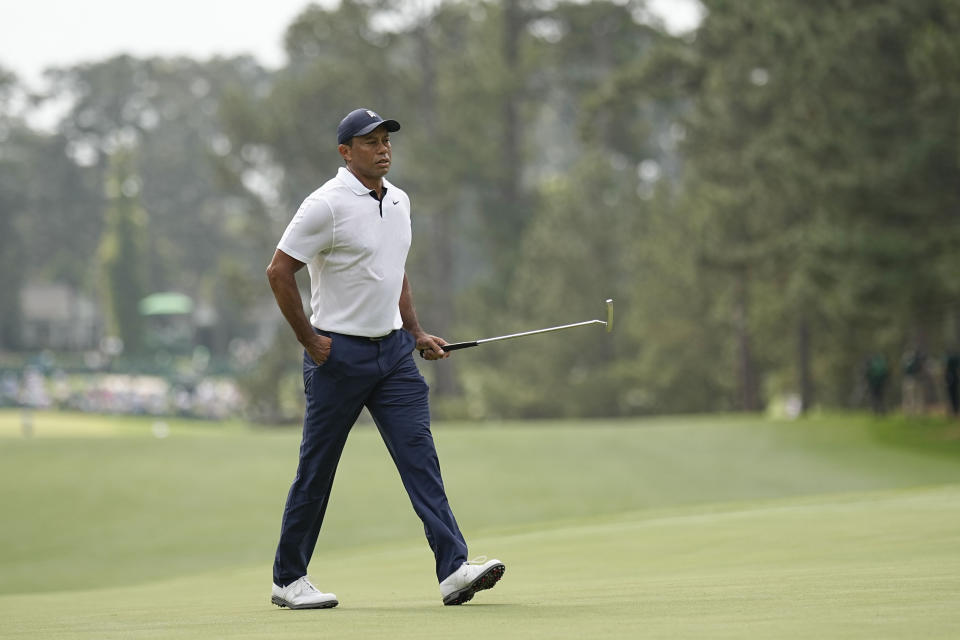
[{"xmin": 314, "ymin": 328, "xmax": 394, "ymax": 341}]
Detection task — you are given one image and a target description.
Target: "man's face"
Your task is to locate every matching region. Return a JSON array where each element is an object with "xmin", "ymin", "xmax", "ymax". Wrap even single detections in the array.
[{"xmin": 339, "ymin": 125, "xmax": 392, "ymax": 181}]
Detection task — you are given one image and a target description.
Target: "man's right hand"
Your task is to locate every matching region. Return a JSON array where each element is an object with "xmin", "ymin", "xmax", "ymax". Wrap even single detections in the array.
[{"xmin": 304, "ymin": 334, "xmax": 332, "ymax": 366}]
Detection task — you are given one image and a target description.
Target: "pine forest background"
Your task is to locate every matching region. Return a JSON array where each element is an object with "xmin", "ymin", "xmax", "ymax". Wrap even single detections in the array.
[{"xmin": 1, "ymin": 0, "xmax": 958, "ymax": 421}]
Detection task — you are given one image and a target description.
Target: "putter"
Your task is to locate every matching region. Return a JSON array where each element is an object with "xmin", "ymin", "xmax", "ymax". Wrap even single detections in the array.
[{"xmin": 421, "ymin": 299, "xmax": 613, "ymax": 357}]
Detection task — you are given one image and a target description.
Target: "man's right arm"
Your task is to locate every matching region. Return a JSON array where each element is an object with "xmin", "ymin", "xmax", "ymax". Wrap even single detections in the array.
[{"xmin": 265, "ymin": 249, "xmax": 331, "ymax": 365}]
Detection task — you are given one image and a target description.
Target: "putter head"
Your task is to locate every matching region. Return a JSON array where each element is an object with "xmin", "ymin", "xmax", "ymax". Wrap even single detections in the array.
[{"xmin": 605, "ymin": 299, "xmax": 614, "ymax": 333}]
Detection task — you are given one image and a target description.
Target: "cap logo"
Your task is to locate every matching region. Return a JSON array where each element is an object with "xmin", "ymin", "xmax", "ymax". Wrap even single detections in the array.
[{"xmin": 366, "ymin": 110, "xmax": 377, "ymax": 118}]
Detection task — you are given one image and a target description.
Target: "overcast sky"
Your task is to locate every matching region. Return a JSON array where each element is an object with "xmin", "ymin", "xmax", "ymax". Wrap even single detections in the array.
[{"xmin": 1, "ymin": 0, "xmax": 703, "ymax": 85}]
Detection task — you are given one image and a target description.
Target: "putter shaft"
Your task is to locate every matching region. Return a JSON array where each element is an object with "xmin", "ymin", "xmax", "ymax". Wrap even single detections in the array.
[
  {"xmin": 477, "ymin": 319, "xmax": 606, "ymax": 345},
  {"xmin": 441, "ymin": 318, "xmax": 607, "ymax": 352},
  {"xmin": 420, "ymin": 299, "xmax": 614, "ymax": 356}
]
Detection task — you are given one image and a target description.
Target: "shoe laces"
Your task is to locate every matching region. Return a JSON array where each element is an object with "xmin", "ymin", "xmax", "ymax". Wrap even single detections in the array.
[{"xmin": 299, "ymin": 577, "xmax": 320, "ymax": 593}]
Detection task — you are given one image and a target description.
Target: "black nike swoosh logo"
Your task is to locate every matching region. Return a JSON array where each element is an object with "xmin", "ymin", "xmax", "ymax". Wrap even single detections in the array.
[{"xmin": 393, "ymin": 200, "xmax": 400, "ymax": 205}]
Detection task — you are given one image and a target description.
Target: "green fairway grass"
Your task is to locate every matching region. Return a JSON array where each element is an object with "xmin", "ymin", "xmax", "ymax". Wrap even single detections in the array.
[{"xmin": 1, "ymin": 410, "xmax": 959, "ymax": 638}]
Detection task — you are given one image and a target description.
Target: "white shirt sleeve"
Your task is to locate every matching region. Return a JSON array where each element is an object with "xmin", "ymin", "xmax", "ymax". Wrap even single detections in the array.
[{"xmin": 277, "ymin": 196, "xmax": 334, "ymax": 263}]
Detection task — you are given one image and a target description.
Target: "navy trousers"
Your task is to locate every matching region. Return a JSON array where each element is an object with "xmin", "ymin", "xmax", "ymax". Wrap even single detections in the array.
[{"xmin": 272, "ymin": 328, "xmax": 468, "ymax": 587}]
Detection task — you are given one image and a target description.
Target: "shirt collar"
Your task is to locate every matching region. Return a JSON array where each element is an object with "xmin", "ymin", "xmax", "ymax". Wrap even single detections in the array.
[{"xmin": 336, "ymin": 166, "xmax": 395, "ymax": 197}]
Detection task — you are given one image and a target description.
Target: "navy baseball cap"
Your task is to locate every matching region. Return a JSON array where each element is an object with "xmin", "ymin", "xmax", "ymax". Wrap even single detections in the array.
[{"xmin": 337, "ymin": 108, "xmax": 400, "ymax": 144}]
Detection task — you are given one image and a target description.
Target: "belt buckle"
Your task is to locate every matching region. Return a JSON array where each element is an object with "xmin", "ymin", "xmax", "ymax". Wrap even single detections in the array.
[{"xmin": 369, "ymin": 332, "xmax": 389, "ymax": 342}]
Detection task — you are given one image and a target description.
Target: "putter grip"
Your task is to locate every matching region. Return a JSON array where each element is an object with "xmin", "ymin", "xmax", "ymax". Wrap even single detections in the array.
[
  {"xmin": 441, "ymin": 341, "xmax": 479, "ymax": 352},
  {"xmin": 419, "ymin": 341, "xmax": 479, "ymax": 358}
]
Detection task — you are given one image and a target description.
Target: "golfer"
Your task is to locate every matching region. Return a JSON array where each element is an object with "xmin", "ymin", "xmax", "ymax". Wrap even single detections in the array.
[{"xmin": 266, "ymin": 108, "xmax": 504, "ymax": 608}]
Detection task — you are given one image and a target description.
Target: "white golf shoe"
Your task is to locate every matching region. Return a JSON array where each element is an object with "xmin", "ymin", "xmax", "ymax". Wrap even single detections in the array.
[
  {"xmin": 439, "ymin": 557, "xmax": 505, "ymax": 605},
  {"xmin": 271, "ymin": 576, "xmax": 338, "ymax": 609}
]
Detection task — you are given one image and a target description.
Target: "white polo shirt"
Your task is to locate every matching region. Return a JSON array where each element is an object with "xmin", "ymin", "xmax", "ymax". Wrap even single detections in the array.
[{"xmin": 277, "ymin": 167, "xmax": 412, "ymax": 337}]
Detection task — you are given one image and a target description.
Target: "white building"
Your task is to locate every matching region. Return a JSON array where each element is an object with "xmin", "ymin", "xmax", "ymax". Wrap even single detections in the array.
[{"xmin": 20, "ymin": 283, "xmax": 102, "ymax": 350}]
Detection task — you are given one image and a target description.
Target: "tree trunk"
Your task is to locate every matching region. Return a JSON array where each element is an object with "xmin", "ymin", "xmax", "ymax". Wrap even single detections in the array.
[
  {"xmin": 496, "ymin": 0, "xmax": 524, "ymax": 268},
  {"xmin": 0, "ymin": 212, "xmax": 23, "ymax": 350},
  {"xmin": 797, "ymin": 313, "xmax": 812, "ymax": 413},
  {"xmin": 417, "ymin": 20, "xmax": 459, "ymax": 396},
  {"xmin": 501, "ymin": 0, "xmax": 521, "ymax": 208},
  {"xmin": 734, "ymin": 271, "xmax": 761, "ymax": 411}
]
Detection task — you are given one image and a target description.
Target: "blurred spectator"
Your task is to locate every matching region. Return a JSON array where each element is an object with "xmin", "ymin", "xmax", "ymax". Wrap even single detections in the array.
[
  {"xmin": 864, "ymin": 353, "xmax": 889, "ymax": 415},
  {"xmin": 1, "ymin": 373, "xmax": 20, "ymax": 406},
  {"xmin": 1, "ymin": 366, "xmax": 245, "ymax": 419},
  {"xmin": 19, "ymin": 367, "xmax": 51, "ymax": 408},
  {"xmin": 946, "ymin": 349, "xmax": 960, "ymax": 418},
  {"xmin": 901, "ymin": 348, "xmax": 926, "ymax": 415}
]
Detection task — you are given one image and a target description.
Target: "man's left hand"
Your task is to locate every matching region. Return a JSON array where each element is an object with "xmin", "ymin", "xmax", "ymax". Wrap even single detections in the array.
[{"xmin": 416, "ymin": 333, "xmax": 450, "ymax": 360}]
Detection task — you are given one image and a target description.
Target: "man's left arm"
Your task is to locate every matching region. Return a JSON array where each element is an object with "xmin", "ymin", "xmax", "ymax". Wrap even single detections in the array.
[{"xmin": 400, "ymin": 272, "xmax": 449, "ymax": 360}]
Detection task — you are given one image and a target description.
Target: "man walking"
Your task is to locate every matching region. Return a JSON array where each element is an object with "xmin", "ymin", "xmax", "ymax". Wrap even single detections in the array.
[{"xmin": 266, "ymin": 108, "xmax": 504, "ymax": 609}]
